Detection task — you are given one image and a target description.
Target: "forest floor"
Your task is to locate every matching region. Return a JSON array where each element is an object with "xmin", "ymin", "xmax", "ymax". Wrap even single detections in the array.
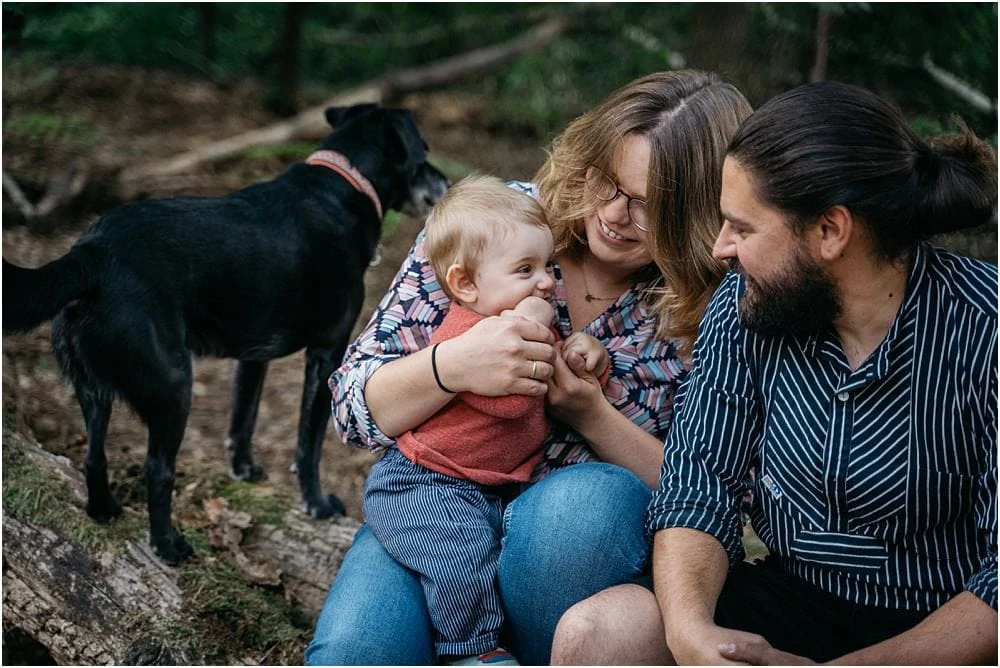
[{"xmin": 2, "ymin": 63, "xmax": 546, "ymax": 527}]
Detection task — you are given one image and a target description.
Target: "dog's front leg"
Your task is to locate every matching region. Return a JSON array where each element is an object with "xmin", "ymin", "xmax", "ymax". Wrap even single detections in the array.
[
  {"xmin": 226, "ymin": 359, "xmax": 269, "ymax": 482},
  {"xmin": 297, "ymin": 346, "xmax": 346, "ymax": 519}
]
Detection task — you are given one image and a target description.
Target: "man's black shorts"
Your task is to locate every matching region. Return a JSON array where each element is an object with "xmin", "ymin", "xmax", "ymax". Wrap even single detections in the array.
[{"xmin": 714, "ymin": 557, "xmax": 930, "ymax": 662}]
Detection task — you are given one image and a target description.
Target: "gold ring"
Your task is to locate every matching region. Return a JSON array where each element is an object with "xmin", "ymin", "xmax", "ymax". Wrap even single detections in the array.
[{"xmin": 530, "ymin": 360, "xmax": 538, "ymax": 380}]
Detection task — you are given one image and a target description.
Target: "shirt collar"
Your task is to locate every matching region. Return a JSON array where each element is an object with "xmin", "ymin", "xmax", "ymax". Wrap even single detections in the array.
[{"xmin": 805, "ymin": 243, "xmax": 930, "ymax": 380}]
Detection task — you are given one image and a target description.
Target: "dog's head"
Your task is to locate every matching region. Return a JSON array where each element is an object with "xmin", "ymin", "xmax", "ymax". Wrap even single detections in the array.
[{"xmin": 322, "ymin": 105, "xmax": 450, "ymax": 218}]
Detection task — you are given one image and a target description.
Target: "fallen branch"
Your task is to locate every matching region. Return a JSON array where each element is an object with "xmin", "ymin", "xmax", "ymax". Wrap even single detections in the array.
[
  {"xmin": 2, "ymin": 161, "xmax": 89, "ymax": 221},
  {"xmin": 2, "ymin": 171, "xmax": 36, "ymax": 218},
  {"xmin": 116, "ymin": 14, "xmax": 573, "ymax": 192}
]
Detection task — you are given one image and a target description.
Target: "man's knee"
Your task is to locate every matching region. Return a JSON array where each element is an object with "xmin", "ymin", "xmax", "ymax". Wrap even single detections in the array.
[
  {"xmin": 551, "ymin": 584, "xmax": 672, "ymax": 666},
  {"xmin": 551, "ymin": 597, "xmax": 610, "ymax": 665}
]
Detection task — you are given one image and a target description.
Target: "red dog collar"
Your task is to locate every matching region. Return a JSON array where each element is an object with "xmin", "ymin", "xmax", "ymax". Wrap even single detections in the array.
[{"xmin": 306, "ymin": 150, "xmax": 384, "ymax": 219}]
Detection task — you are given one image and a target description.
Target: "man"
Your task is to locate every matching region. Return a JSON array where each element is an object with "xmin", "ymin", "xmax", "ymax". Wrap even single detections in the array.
[{"xmin": 550, "ymin": 81, "xmax": 997, "ymax": 665}]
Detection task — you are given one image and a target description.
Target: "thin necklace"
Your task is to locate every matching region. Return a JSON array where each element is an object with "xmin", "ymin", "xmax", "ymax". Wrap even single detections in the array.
[{"xmin": 580, "ymin": 258, "xmax": 618, "ymax": 303}]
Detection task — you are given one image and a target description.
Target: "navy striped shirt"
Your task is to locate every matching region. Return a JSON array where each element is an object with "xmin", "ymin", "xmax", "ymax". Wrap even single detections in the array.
[{"xmin": 647, "ymin": 242, "xmax": 998, "ymax": 612}]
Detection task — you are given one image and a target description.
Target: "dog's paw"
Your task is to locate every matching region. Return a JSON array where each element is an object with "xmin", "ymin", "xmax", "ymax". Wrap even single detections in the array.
[
  {"xmin": 228, "ymin": 462, "xmax": 268, "ymax": 483},
  {"xmin": 303, "ymin": 494, "xmax": 346, "ymax": 520},
  {"xmin": 86, "ymin": 496, "xmax": 123, "ymax": 524},
  {"xmin": 151, "ymin": 529, "xmax": 194, "ymax": 566}
]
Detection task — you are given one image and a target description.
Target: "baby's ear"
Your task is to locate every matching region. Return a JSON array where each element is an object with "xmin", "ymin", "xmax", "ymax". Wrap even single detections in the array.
[{"xmin": 446, "ymin": 265, "xmax": 478, "ymax": 304}]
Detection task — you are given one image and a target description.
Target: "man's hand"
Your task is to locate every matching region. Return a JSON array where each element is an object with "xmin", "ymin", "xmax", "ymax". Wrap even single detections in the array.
[
  {"xmin": 669, "ymin": 621, "xmax": 780, "ymax": 665},
  {"xmin": 718, "ymin": 638, "xmax": 816, "ymax": 665}
]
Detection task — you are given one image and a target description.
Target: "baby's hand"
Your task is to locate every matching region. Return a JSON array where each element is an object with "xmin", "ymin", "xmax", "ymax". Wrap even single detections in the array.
[
  {"xmin": 506, "ymin": 295, "xmax": 554, "ymax": 327},
  {"xmin": 562, "ymin": 331, "xmax": 609, "ymax": 378}
]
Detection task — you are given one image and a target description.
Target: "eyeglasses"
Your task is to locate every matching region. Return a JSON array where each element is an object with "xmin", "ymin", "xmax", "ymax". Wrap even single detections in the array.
[{"xmin": 585, "ymin": 166, "xmax": 649, "ymax": 232}]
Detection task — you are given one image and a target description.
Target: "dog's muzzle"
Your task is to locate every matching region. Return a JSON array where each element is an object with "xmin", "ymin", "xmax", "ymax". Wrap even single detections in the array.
[{"xmin": 401, "ymin": 162, "xmax": 450, "ymax": 218}]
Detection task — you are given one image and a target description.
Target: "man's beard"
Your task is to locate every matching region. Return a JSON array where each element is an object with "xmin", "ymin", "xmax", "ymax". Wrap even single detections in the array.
[{"xmin": 734, "ymin": 247, "xmax": 840, "ymax": 338}]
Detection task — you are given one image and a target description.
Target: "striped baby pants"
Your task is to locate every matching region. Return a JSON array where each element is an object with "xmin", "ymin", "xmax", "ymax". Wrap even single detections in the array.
[{"xmin": 363, "ymin": 446, "xmax": 507, "ymax": 657}]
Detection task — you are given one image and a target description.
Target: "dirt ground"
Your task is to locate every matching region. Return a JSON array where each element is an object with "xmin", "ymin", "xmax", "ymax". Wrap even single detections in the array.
[{"xmin": 1, "ymin": 64, "xmax": 546, "ymax": 523}]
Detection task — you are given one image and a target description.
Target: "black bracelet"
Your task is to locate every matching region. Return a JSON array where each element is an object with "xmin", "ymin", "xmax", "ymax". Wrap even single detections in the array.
[{"xmin": 431, "ymin": 343, "xmax": 456, "ymax": 394}]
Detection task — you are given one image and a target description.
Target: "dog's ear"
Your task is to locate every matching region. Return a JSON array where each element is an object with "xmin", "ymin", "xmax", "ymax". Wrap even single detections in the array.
[
  {"xmin": 325, "ymin": 103, "xmax": 380, "ymax": 129},
  {"xmin": 386, "ymin": 109, "xmax": 428, "ymax": 169}
]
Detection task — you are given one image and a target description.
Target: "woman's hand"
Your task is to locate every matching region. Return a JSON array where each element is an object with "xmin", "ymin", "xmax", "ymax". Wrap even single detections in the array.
[
  {"xmin": 544, "ymin": 339, "xmax": 663, "ymax": 486},
  {"xmin": 545, "ymin": 340, "xmax": 608, "ymax": 429},
  {"xmin": 436, "ymin": 313, "xmax": 556, "ymax": 397}
]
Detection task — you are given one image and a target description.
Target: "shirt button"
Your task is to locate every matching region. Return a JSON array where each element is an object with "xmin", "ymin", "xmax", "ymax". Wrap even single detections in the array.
[{"xmin": 837, "ymin": 392, "xmax": 850, "ymax": 402}]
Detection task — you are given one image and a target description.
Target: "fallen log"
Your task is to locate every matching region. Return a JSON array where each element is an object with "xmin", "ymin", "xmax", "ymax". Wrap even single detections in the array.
[
  {"xmin": 3, "ymin": 13, "xmax": 578, "ymax": 219},
  {"xmin": 1, "ymin": 424, "xmax": 360, "ymax": 665},
  {"xmin": 115, "ymin": 14, "xmax": 573, "ymax": 196}
]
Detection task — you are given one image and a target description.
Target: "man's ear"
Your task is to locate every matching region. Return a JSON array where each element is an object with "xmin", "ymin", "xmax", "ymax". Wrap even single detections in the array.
[
  {"xmin": 445, "ymin": 264, "xmax": 478, "ymax": 305},
  {"xmin": 817, "ymin": 204, "xmax": 853, "ymax": 261}
]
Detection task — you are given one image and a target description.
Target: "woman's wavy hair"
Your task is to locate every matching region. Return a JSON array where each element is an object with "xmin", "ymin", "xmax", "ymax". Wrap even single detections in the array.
[
  {"xmin": 534, "ymin": 70, "xmax": 752, "ymax": 354},
  {"xmin": 727, "ymin": 81, "xmax": 998, "ymax": 261}
]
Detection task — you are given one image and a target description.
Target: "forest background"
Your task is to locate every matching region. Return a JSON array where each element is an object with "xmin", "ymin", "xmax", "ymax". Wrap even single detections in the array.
[{"xmin": 2, "ymin": 2, "xmax": 997, "ymax": 665}]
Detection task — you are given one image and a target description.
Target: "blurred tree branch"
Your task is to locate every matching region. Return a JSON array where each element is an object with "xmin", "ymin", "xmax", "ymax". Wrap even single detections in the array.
[
  {"xmin": 116, "ymin": 13, "xmax": 574, "ymax": 196},
  {"xmin": 920, "ymin": 53, "xmax": 996, "ymax": 115}
]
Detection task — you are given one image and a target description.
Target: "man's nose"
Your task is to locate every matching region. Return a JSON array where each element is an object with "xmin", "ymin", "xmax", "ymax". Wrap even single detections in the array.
[{"xmin": 713, "ymin": 222, "xmax": 737, "ymax": 261}]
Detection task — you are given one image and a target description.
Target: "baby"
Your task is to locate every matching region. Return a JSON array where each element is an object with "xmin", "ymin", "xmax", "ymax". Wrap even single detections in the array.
[{"xmin": 362, "ymin": 174, "xmax": 608, "ymax": 665}]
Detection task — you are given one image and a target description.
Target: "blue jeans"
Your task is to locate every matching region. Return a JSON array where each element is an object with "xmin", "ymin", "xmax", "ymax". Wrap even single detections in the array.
[{"xmin": 305, "ymin": 462, "xmax": 652, "ymax": 666}]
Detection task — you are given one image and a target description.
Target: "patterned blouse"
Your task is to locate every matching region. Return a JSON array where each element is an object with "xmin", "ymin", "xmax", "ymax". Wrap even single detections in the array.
[{"xmin": 328, "ymin": 182, "xmax": 689, "ymax": 481}]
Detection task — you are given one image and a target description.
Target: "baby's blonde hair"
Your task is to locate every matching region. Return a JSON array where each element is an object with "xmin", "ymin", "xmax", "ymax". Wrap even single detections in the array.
[{"xmin": 424, "ymin": 174, "xmax": 549, "ymax": 300}]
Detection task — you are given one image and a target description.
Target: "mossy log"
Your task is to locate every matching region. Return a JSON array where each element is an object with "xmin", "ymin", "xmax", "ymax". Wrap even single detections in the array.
[{"xmin": 2, "ymin": 425, "xmax": 361, "ymax": 665}]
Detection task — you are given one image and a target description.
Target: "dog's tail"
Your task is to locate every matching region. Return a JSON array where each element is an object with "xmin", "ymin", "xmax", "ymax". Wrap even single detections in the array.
[{"xmin": 3, "ymin": 245, "xmax": 101, "ymax": 333}]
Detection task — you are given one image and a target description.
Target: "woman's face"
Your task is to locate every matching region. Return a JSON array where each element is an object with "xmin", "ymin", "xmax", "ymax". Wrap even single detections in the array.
[{"xmin": 583, "ymin": 133, "xmax": 654, "ymax": 273}]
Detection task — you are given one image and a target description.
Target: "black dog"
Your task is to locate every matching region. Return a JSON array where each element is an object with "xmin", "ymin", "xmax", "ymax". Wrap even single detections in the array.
[{"xmin": 3, "ymin": 103, "xmax": 450, "ymax": 565}]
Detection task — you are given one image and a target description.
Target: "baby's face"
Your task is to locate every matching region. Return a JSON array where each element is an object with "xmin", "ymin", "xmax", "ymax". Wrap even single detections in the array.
[{"xmin": 471, "ymin": 223, "xmax": 555, "ymax": 317}]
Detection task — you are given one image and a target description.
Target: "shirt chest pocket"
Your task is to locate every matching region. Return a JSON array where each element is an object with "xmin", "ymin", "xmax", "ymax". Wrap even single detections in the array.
[
  {"xmin": 908, "ymin": 467, "xmax": 980, "ymax": 531},
  {"xmin": 906, "ymin": 410, "xmax": 987, "ymax": 531}
]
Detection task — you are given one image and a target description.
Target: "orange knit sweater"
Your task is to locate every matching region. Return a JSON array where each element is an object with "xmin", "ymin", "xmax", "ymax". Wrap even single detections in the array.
[{"xmin": 397, "ymin": 305, "xmax": 547, "ymax": 485}]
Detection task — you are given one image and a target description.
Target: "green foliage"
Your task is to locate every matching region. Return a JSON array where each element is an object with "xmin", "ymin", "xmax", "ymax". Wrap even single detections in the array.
[
  {"xmin": 3, "ymin": 111, "xmax": 103, "ymax": 146},
  {"xmin": 217, "ymin": 480, "xmax": 294, "ymax": 526},
  {"xmin": 748, "ymin": 3, "xmax": 997, "ymax": 139}
]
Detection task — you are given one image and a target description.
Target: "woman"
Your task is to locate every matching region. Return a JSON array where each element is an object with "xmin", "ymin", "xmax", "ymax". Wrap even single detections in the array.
[{"xmin": 305, "ymin": 70, "xmax": 752, "ymax": 666}]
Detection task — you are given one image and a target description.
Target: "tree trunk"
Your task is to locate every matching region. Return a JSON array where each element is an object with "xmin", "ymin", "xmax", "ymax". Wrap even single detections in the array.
[
  {"xmin": 687, "ymin": 3, "xmax": 753, "ymax": 90},
  {"xmin": 2, "ymin": 425, "xmax": 361, "ymax": 664},
  {"xmin": 809, "ymin": 6, "xmax": 832, "ymax": 83},
  {"xmin": 199, "ymin": 3, "xmax": 217, "ymax": 62},
  {"xmin": 265, "ymin": 3, "xmax": 308, "ymax": 117}
]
